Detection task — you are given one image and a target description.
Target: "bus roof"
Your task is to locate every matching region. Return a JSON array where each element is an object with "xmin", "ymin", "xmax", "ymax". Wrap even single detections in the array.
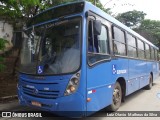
[{"xmin": 29, "ymin": 0, "xmax": 158, "ymax": 50}]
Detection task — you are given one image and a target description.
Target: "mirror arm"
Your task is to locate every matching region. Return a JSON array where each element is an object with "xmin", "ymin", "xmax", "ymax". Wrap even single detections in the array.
[{"xmin": 85, "ymin": 11, "xmax": 96, "ymax": 20}]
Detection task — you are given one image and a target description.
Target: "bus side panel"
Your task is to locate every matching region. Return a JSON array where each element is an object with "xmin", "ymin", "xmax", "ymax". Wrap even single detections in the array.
[
  {"xmin": 127, "ymin": 59, "xmax": 149, "ymax": 95},
  {"xmin": 127, "ymin": 59, "xmax": 140, "ymax": 95},
  {"xmin": 147, "ymin": 61, "xmax": 159, "ymax": 81},
  {"xmin": 153, "ymin": 61, "xmax": 159, "ymax": 80},
  {"xmin": 86, "ymin": 62, "xmax": 113, "ymax": 113},
  {"xmin": 156, "ymin": 61, "xmax": 160, "ymax": 78},
  {"xmin": 139, "ymin": 60, "xmax": 149, "ymax": 89},
  {"xmin": 86, "ymin": 58, "xmax": 128, "ymax": 113}
]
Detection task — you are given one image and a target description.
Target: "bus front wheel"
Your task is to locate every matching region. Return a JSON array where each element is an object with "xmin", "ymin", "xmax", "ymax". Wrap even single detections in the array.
[{"xmin": 107, "ymin": 82, "xmax": 122, "ymax": 111}]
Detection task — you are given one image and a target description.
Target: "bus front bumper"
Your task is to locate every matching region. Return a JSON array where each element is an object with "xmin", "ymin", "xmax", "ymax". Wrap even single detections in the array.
[{"xmin": 18, "ymin": 90, "xmax": 86, "ymax": 117}]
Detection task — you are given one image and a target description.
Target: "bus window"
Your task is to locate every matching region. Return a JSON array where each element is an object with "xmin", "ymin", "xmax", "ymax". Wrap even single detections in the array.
[
  {"xmin": 127, "ymin": 34, "xmax": 137, "ymax": 58},
  {"xmin": 153, "ymin": 49, "xmax": 155, "ymax": 60},
  {"xmin": 98, "ymin": 25, "xmax": 109, "ymax": 53},
  {"xmin": 145, "ymin": 43, "xmax": 151, "ymax": 59},
  {"xmin": 137, "ymin": 39, "xmax": 145, "ymax": 59},
  {"xmin": 155, "ymin": 50, "xmax": 158, "ymax": 60},
  {"xmin": 20, "ymin": 17, "xmax": 81, "ymax": 74},
  {"xmin": 112, "ymin": 26, "xmax": 126, "ymax": 56},
  {"xmin": 88, "ymin": 20, "xmax": 110, "ymax": 65},
  {"xmin": 151, "ymin": 47, "xmax": 155, "ymax": 60},
  {"xmin": 88, "ymin": 21, "xmax": 97, "ymax": 53}
]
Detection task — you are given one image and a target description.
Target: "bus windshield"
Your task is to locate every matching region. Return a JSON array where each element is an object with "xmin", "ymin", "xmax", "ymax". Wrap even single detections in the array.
[{"xmin": 20, "ymin": 17, "xmax": 81, "ymax": 75}]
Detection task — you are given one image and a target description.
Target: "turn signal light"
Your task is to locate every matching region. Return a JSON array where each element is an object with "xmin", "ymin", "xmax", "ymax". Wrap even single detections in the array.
[
  {"xmin": 64, "ymin": 71, "xmax": 80, "ymax": 96},
  {"xmin": 87, "ymin": 98, "xmax": 91, "ymax": 102}
]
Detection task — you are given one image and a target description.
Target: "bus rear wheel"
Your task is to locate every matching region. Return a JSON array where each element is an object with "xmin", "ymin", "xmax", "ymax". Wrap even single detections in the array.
[
  {"xmin": 107, "ymin": 82, "xmax": 122, "ymax": 111},
  {"xmin": 145, "ymin": 75, "xmax": 153, "ymax": 90}
]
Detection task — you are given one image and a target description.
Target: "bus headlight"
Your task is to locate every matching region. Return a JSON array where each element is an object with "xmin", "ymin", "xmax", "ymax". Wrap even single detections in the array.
[{"xmin": 64, "ymin": 72, "xmax": 80, "ymax": 96}]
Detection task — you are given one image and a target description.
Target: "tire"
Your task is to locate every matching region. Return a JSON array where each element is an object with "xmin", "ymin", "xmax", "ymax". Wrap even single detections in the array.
[
  {"xmin": 107, "ymin": 82, "xmax": 122, "ymax": 111},
  {"xmin": 145, "ymin": 75, "xmax": 153, "ymax": 90}
]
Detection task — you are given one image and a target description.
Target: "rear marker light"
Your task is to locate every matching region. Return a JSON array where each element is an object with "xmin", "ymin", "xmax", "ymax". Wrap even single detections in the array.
[{"xmin": 92, "ymin": 89, "xmax": 96, "ymax": 93}]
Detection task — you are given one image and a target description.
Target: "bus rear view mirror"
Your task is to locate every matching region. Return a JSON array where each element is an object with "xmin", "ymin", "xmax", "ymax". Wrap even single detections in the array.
[{"xmin": 93, "ymin": 20, "xmax": 102, "ymax": 35}]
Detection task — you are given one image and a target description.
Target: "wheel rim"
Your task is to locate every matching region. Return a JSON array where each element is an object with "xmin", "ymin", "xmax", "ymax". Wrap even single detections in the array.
[{"xmin": 113, "ymin": 88, "xmax": 121, "ymax": 106}]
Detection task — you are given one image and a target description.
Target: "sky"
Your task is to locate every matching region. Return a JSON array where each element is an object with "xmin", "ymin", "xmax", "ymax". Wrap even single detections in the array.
[{"xmin": 99, "ymin": 0, "xmax": 160, "ymax": 20}]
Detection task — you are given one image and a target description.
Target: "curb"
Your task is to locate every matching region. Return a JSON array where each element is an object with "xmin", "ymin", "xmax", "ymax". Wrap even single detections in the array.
[{"xmin": 0, "ymin": 95, "xmax": 18, "ymax": 103}]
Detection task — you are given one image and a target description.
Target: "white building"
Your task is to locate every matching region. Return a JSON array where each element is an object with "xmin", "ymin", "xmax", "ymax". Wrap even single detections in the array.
[{"xmin": 0, "ymin": 20, "xmax": 13, "ymax": 53}]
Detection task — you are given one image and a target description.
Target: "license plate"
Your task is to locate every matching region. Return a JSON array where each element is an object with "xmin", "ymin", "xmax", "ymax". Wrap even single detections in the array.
[{"xmin": 31, "ymin": 101, "xmax": 42, "ymax": 107}]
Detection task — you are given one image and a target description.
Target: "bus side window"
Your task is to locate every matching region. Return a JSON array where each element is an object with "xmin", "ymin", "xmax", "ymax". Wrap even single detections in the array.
[
  {"xmin": 88, "ymin": 21, "xmax": 99, "ymax": 53},
  {"xmin": 97, "ymin": 26, "xmax": 109, "ymax": 53},
  {"xmin": 137, "ymin": 39, "xmax": 145, "ymax": 59},
  {"xmin": 112, "ymin": 26, "xmax": 126, "ymax": 56},
  {"xmin": 88, "ymin": 20, "xmax": 110, "ymax": 65},
  {"xmin": 127, "ymin": 34, "xmax": 137, "ymax": 58},
  {"xmin": 156, "ymin": 49, "xmax": 158, "ymax": 61},
  {"xmin": 150, "ymin": 47, "xmax": 155, "ymax": 60},
  {"xmin": 88, "ymin": 21, "xmax": 94, "ymax": 52},
  {"xmin": 145, "ymin": 43, "xmax": 151, "ymax": 60}
]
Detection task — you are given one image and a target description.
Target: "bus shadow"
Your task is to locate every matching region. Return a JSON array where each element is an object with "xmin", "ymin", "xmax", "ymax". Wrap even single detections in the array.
[{"xmin": 120, "ymin": 82, "xmax": 157, "ymax": 107}]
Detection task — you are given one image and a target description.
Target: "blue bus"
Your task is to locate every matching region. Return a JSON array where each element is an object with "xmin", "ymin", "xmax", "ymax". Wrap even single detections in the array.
[{"xmin": 18, "ymin": 1, "xmax": 159, "ymax": 117}]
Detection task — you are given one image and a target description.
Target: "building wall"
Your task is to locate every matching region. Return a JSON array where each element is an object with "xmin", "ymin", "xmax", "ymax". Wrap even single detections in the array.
[{"xmin": 0, "ymin": 20, "xmax": 13, "ymax": 53}]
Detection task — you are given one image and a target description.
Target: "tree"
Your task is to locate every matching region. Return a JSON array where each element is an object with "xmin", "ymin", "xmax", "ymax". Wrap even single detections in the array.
[
  {"xmin": 116, "ymin": 10, "xmax": 146, "ymax": 28},
  {"xmin": 0, "ymin": 0, "xmax": 111, "ymax": 30},
  {"xmin": 0, "ymin": 0, "xmax": 41, "ymax": 29},
  {"xmin": 134, "ymin": 19, "xmax": 160, "ymax": 48},
  {"xmin": 86, "ymin": 0, "xmax": 112, "ymax": 15},
  {"xmin": 0, "ymin": 38, "xmax": 8, "ymax": 71}
]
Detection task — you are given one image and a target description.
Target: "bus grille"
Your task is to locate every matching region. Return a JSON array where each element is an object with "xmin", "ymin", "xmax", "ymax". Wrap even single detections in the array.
[{"xmin": 22, "ymin": 86, "xmax": 59, "ymax": 99}]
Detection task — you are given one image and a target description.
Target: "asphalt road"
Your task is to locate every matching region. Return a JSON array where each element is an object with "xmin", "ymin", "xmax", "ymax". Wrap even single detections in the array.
[{"xmin": 0, "ymin": 78, "xmax": 160, "ymax": 120}]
